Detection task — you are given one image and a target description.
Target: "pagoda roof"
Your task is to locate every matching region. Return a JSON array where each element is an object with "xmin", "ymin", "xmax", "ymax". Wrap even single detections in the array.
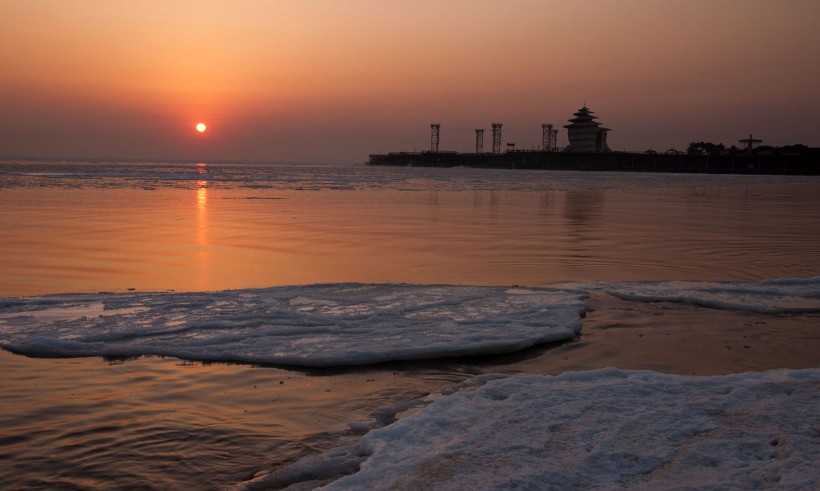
[
  {"xmin": 568, "ymin": 116, "xmax": 599, "ymax": 123},
  {"xmin": 565, "ymin": 105, "xmax": 606, "ymax": 127}
]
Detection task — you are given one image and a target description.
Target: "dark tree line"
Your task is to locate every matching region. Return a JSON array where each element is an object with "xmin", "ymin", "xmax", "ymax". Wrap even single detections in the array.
[
  {"xmin": 687, "ymin": 141, "xmax": 726, "ymax": 155},
  {"xmin": 687, "ymin": 142, "xmax": 817, "ymax": 156}
]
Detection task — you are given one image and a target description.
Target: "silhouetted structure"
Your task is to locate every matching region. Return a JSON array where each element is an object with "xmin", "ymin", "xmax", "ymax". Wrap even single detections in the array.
[
  {"xmin": 368, "ymin": 107, "xmax": 820, "ymax": 175},
  {"xmin": 564, "ymin": 106, "xmax": 610, "ymax": 153},
  {"xmin": 491, "ymin": 123, "xmax": 503, "ymax": 154},
  {"xmin": 739, "ymin": 134, "xmax": 762, "ymax": 154},
  {"xmin": 368, "ymin": 151, "xmax": 819, "ymax": 175},
  {"xmin": 430, "ymin": 124, "xmax": 440, "ymax": 152},
  {"xmin": 542, "ymin": 124, "xmax": 558, "ymax": 151}
]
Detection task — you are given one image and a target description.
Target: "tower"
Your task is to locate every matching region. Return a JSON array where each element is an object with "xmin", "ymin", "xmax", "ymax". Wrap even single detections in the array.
[
  {"xmin": 542, "ymin": 124, "xmax": 558, "ymax": 151},
  {"xmin": 430, "ymin": 124, "xmax": 440, "ymax": 152},
  {"xmin": 491, "ymin": 123, "xmax": 503, "ymax": 154},
  {"xmin": 563, "ymin": 106, "xmax": 611, "ymax": 153},
  {"xmin": 475, "ymin": 129, "xmax": 484, "ymax": 153}
]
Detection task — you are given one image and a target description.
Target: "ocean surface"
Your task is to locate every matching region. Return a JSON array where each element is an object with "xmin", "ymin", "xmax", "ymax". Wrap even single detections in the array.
[
  {"xmin": 1, "ymin": 159, "xmax": 818, "ymax": 489},
  {"xmin": 2, "ymin": 160, "xmax": 820, "ymax": 296}
]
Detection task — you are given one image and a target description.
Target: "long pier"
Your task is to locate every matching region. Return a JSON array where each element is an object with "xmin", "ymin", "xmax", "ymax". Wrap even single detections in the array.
[{"xmin": 367, "ymin": 151, "xmax": 820, "ymax": 176}]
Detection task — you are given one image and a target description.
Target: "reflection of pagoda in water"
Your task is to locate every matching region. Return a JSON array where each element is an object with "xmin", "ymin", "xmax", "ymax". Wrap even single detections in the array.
[{"xmin": 564, "ymin": 105, "xmax": 611, "ymax": 153}]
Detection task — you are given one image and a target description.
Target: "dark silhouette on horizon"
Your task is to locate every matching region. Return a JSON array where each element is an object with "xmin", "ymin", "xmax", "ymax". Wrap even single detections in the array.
[{"xmin": 368, "ymin": 106, "xmax": 820, "ymax": 175}]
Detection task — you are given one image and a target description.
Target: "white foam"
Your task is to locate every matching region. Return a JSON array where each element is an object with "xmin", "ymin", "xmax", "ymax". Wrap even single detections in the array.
[
  {"xmin": 314, "ymin": 368, "xmax": 820, "ymax": 489},
  {"xmin": 0, "ymin": 284, "xmax": 584, "ymax": 367}
]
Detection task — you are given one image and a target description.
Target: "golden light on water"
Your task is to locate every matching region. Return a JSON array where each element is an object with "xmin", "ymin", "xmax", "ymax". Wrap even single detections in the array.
[
  {"xmin": 196, "ymin": 171, "xmax": 209, "ymax": 246},
  {"xmin": 195, "ymin": 161, "xmax": 210, "ymax": 287},
  {"xmin": 196, "ymin": 182, "xmax": 208, "ymax": 219}
]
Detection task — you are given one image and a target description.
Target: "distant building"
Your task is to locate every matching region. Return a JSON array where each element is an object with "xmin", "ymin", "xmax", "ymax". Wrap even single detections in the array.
[{"xmin": 564, "ymin": 106, "xmax": 611, "ymax": 153}]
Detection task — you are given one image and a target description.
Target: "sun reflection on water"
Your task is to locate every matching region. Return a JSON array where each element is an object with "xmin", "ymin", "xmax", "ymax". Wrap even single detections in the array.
[
  {"xmin": 195, "ymin": 163, "xmax": 210, "ymax": 287},
  {"xmin": 196, "ymin": 182, "xmax": 208, "ymax": 245}
]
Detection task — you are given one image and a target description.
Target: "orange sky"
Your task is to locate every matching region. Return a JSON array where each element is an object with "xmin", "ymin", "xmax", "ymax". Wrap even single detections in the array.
[{"xmin": 1, "ymin": 0, "xmax": 818, "ymax": 162}]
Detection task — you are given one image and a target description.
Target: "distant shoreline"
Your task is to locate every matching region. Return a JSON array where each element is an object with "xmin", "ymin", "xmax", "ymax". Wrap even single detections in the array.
[{"xmin": 368, "ymin": 150, "xmax": 820, "ymax": 175}]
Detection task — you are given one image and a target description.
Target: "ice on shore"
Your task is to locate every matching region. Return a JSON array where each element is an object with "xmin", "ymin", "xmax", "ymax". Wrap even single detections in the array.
[
  {"xmin": 574, "ymin": 276, "xmax": 820, "ymax": 313},
  {"xmin": 0, "ymin": 284, "xmax": 584, "ymax": 367},
  {"xmin": 255, "ymin": 368, "xmax": 819, "ymax": 490},
  {"xmin": 2, "ymin": 277, "xmax": 819, "ymax": 366}
]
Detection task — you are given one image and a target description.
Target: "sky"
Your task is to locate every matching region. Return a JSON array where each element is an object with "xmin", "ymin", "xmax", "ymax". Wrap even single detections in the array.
[{"xmin": 1, "ymin": 0, "xmax": 819, "ymax": 162}]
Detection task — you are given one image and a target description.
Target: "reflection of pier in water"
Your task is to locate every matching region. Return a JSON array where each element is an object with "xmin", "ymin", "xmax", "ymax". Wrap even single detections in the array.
[
  {"xmin": 564, "ymin": 191, "xmax": 604, "ymax": 225},
  {"xmin": 563, "ymin": 191, "xmax": 605, "ymax": 265}
]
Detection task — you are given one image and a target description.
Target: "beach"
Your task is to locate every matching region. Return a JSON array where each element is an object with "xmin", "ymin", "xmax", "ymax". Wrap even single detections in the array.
[
  {"xmin": 492, "ymin": 291, "xmax": 820, "ymax": 376},
  {"xmin": 2, "ymin": 291, "xmax": 817, "ymax": 489},
  {"xmin": 1, "ymin": 160, "xmax": 818, "ymax": 489}
]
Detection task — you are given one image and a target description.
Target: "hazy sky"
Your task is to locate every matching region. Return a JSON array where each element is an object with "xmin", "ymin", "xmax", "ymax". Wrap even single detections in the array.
[{"xmin": 1, "ymin": 0, "xmax": 818, "ymax": 162}]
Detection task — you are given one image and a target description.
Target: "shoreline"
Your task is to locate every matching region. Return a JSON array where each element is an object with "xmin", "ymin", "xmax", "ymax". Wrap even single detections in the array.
[
  {"xmin": 3, "ymin": 292, "xmax": 818, "ymax": 375},
  {"xmin": 492, "ymin": 292, "xmax": 820, "ymax": 376},
  {"xmin": 1, "ymin": 291, "xmax": 818, "ymax": 489}
]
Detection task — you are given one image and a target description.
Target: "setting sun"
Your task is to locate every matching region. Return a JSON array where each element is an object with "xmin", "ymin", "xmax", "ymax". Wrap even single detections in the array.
[{"xmin": 196, "ymin": 123, "xmax": 207, "ymax": 133}]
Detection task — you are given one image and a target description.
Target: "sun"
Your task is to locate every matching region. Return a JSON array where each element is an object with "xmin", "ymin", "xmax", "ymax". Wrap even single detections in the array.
[{"xmin": 196, "ymin": 122, "xmax": 207, "ymax": 133}]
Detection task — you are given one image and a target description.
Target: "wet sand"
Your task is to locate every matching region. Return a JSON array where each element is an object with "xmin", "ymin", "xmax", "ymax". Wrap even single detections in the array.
[{"xmin": 495, "ymin": 292, "xmax": 820, "ymax": 376}]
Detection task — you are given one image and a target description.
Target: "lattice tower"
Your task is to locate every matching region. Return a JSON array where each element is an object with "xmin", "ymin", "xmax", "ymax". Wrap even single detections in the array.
[
  {"xmin": 491, "ymin": 123, "xmax": 502, "ymax": 154},
  {"xmin": 542, "ymin": 124, "xmax": 558, "ymax": 151}
]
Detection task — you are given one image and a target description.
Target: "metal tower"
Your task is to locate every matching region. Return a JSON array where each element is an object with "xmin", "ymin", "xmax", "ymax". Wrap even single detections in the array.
[
  {"xmin": 475, "ymin": 129, "xmax": 484, "ymax": 153},
  {"xmin": 430, "ymin": 124, "xmax": 440, "ymax": 152},
  {"xmin": 491, "ymin": 123, "xmax": 502, "ymax": 154},
  {"xmin": 542, "ymin": 124, "xmax": 558, "ymax": 151}
]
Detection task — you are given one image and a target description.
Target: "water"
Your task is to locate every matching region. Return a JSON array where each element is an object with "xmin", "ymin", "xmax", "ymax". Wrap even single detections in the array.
[
  {"xmin": 1, "ymin": 159, "xmax": 819, "ymax": 490},
  {"xmin": 0, "ymin": 349, "xmax": 473, "ymax": 490},
  {"xmin": 2, "ymin": 160, "xmax": 818, "ymax": 296}
]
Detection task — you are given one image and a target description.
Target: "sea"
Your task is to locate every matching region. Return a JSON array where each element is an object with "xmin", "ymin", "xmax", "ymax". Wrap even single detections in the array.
[{"xmin": 0, "ymin": 159, "xmax": 818, "ymax": 489}]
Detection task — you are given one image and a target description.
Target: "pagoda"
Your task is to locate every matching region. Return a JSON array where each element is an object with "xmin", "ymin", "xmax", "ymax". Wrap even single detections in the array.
[{"xmin": 564, "ymin": 106, "xmax": 611, "ymax": 153}]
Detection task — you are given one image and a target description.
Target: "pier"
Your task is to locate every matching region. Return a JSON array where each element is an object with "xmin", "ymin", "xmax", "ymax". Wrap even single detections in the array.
[
  {"xmin": 368, "ymin": 106, "xmax": 820, "ymax": 175},
  {"xmin": 367, "ymin": 150, "xmax": 820, "ymax": 175}
]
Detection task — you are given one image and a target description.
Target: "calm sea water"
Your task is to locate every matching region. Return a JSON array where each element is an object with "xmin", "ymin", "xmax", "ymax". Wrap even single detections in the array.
[
  {"xmin": 1, "ymin": 159, "xmax": 819, "ymax": 490},
  {"xmin": 2, "ymin": 160, "xmax": 819, "ymax": 296}
]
